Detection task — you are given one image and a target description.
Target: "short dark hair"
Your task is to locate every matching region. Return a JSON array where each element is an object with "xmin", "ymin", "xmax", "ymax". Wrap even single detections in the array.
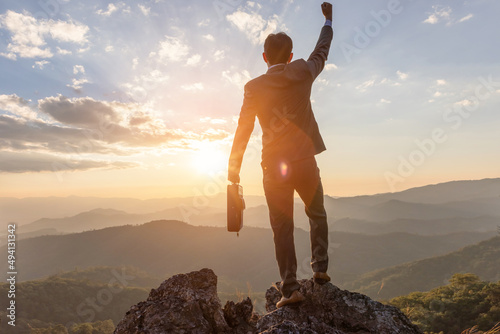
[{"xmin": 264, "ymin": 32, "xmax": 293, "ymax": 65}]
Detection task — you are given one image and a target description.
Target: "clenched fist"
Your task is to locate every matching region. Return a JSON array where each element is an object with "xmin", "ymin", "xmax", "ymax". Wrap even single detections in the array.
[{"xmin": 322, "ymin": 2, "xmax": 333, "ymax": 21}]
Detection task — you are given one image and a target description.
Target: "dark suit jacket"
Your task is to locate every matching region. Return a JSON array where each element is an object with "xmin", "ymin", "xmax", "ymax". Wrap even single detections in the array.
[{"xmin": 229, "ymin": 25, "xmax": 333, "ymax": 174}]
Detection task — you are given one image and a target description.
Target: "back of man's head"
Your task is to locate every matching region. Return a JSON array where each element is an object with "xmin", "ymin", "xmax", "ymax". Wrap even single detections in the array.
[{"xmin": 264, "ymin": 32, "xmax": 293, "ymax": 65}]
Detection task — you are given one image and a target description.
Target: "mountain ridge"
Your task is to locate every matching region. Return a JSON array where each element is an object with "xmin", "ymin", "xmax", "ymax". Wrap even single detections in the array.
[
  {"xmin": 345, "ymin": 235, "xmax": 500, "ymax": 300},
  {"xmin": 2, "ymin": 177, "xmax": 499, "ymax": 226},
  {"xmin": 1, "ymin": 220, "xmax": 495, "ymax": 294}
]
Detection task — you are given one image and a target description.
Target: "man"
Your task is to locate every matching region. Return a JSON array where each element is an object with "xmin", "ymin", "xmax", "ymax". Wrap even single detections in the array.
[{"xmin": 228, "ymin": 2, "xmax": 333, "ymax": 308}]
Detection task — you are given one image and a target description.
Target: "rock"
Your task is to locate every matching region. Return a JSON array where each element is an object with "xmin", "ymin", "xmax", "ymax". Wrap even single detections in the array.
[
  {"xmin": 259, "ymin": 280, "xmax": 422, "ymax": 333},
  {"xmin": 114, "ymin": 268, "xmax": 423, "ymax": 334},
  {"xmin": 114, "ymin": 268, "xmax": 230, "ymax": 334}
]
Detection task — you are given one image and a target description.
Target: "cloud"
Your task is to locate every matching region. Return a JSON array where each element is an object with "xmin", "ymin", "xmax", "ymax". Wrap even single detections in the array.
[
  {"xmin": 222, "ymin": 70, "xmax": 252, "ymax": 89},
  {"xmin": 129, "ymin": 113, "xmax": 152, "ymax": 126},
  {"xmin": 354, "ymin": 75, "xmax": 404, "ymax": 93},
  {"xmin": 153, "ymin": 35, "xmax": 189, "ymax": 62},
  {"xmin": 67, "ymin": 65, "xmax": 88, "ymax": 90},
  {"xmin": 122, "ymin": 69, "xmax": 169, "ymax": 100},
  {"xmin": 203, "ymin": 34, "xmax": 215, "ymax": 41},
  {"xmin": 48, "ymin": 20, "xmax": 89, "ymax": 43},
  {"xmin": 423, "ymin": 6, "xmax": 473, "ymax": 26},
  {"xmin": 186, "ymin": 54, "xmax": 201, "ymax": 66},
  {"xmin": 214, "ymin": 50, "xmax": 225, "ymax": 61},
  {"xmin": 324, "ymin": 63, "xmax": 338, "ymax": 71},
  {"xmin": 457, "ymin": 14, "xmax": 474, "ymax": 23},
  {"xmin": 397, "ymin": 70, "xmax": 408, "ymax": 80},
  {"xmin": 32, "ymin": 60, "xmax": 50, "ymax": 69},
  {"xmin": 73, "ymin": 65, "xmax": 85, "ymax": 75},
  {"xmin": 0, "ymin": 96, "xmax": 197, "ymax": 159},
  {"xmin": 200, "ymin": 117, "xmax": 227, "ymax": 125},
  {"xmin": 96, "ymin": 3, "xmax": 119, "ymax": 16},
  {"xmin": 198, "ymin": 19, "xmax": 210, "ymax": 27},
  {"xmin": 67, "ymin": 78, "xmax": 89, "ymax": 91},
  {"xmin": 56, "ymin": 47, "xmax": 72, "ymax": 55},
  {"xmin": 423, "ymin": 6, "xmax": 451, "ymax": 24},
  {"xmin": 0, "ymin": 151, "xmax": 137, "ymax": 173},
  {"xmin": 437, "ymin": 79, "xmax": 447, "ymax": 86},
  {"xmin": 0, "ymin": 51, "xmax": 17, "ymax": 60},
  {"xmin": 138, "ymin": 4, "xmax": 151, "ymax": 16},
  {"xmin": 0, "ymin": 113, "xmax": 114, "ymax": 154},
  {"xmin": 36, "ymin": 95, "xmax": 229, "ymax": 148},
  {"xmin": 226, "ymin": 9, "xmax": 280, "ymax": 44},
  {"xmin": 39, "ymin": 95, "xmax": 120, "ymax": 126},
  {"xmin": 317, "ymin": 78, "xmax": 329, "ymax": 86},
  {"xmin": 0, "ymin": 94, "xmax": 37, "ymax": 119},
  {"xmin": 356, "ymin": 79, "xmax": 376, "ymax": 92},
  {"xmin": 0, "ymin": 10, "xmax": 88, "ymax": 59}
]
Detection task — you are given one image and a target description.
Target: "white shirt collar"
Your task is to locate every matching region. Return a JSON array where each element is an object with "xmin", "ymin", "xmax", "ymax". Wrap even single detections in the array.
[{"xmin": 268, "ymin": 63, "xmax": 286, "ymax": 70}]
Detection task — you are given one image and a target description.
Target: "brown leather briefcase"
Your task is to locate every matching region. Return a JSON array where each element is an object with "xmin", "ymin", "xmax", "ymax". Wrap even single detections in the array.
[{"xmin": 227, "ymin": 183, "xmax": 245, "ymax": 234}]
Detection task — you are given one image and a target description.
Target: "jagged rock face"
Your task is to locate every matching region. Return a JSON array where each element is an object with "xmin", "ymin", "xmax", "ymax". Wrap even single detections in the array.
[
  {"xmin": 260, "ymin": 280, "xmax": 422, "ymax": 333},
  {"xmin": 114, "ymin": 268, "xmax": 231, "ymax": 333},
  {"xmin": 114, "ymin": 268, "xmax": 422, "ymax": 334}
]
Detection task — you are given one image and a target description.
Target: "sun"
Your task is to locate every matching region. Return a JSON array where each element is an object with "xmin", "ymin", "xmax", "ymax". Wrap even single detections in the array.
[{"xmin": 191, "ymin": 142, "xmax": 228, "ymax": 175}]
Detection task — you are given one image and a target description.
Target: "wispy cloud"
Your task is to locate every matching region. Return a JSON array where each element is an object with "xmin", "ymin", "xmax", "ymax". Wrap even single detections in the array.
[
  {"xmin": 356, "ymin": 79, "xmax": 376, "ymax": 92},
  {"xmin": 214, "ymin": 50, "xmax": 225, "ymax": 61},
  {"xmin": 138, "ymin": 4, "xmax": 151, "ymax": 16},
  {"xmin": 423, "ymin": 6, "xmax": 473, "ymax": 26},
  {"xmin": 32, "ymin": 60, "xmax": 50, "ymax": 70},
  {"xmin": 457, "ymin": 13, "xmax": 474, "ymax": 23},
  {"xmin": 96, "ymin": 3, "xmax": 119, "ymax": 16}
]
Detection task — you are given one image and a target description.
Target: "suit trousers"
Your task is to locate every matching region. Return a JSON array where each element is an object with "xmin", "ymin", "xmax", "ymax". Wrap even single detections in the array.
[{"xmin": 262, "ymin": 155, "xmax": 329, "ymax": 298}]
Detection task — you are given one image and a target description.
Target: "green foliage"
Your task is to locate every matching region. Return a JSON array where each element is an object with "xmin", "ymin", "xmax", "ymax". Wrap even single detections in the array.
[
  {"xmin": 347, "ymin": 236, "xmax": 500, "ymax": 300},
  {"xmin": 29, "ymin": 320, "xmax": 115, "ymax": 334},
  {"xmin": 389, "ymin": 274, "xmax": 500, "ymax": 334},
  {"xmin": 51, "ymin": 265, "xmax": 162, "ymax": 288},
  {"xmin": 0, "ymin": 269, "xmax": 148, "ymax": 334}
]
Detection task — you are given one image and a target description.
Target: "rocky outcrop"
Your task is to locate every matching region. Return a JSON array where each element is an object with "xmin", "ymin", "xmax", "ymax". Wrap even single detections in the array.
[
  {"xmin": 114, "ymin": 268, "xmax": 422, "ymax": 334},
  {"xmin": 260, "ymin": 280, "xmax": 422, "ymax": 333}
]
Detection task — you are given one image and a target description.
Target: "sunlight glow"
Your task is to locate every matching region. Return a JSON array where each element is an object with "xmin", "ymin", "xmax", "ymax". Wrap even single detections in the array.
[{"xmin": 191, "ymin": 141, "xmax": 227, "ymax": 175}]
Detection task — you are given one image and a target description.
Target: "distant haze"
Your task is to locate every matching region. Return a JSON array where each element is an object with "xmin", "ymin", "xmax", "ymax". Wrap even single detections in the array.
[{"xmin": 0, "ymin": 1, "xmax": 499, "ymax": 198}]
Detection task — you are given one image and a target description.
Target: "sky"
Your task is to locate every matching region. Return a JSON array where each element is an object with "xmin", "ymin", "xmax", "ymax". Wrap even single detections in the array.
[{"xmin": 0, "ymin": 0, "xmax": 499, "ymax": 199}]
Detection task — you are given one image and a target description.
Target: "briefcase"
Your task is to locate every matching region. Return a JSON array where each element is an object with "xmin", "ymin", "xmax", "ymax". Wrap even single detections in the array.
[{"xmin": 227, "ymin": 183, "xmax": 245, "ymax": 234}]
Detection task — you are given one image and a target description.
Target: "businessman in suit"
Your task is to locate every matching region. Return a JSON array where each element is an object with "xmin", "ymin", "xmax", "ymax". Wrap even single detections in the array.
[{"xmin": 228, "ymin": 2, "xmax": 333, "ymax": 308}]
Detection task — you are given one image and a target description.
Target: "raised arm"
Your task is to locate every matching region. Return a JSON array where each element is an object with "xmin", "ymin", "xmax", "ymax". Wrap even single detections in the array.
[{"xmin": 307, "ymin": 2, "xmax": 334, "ymax": 79}]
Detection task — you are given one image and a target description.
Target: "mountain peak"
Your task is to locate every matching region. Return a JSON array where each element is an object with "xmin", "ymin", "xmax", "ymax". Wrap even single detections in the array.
[
  {"xmin": 114, "ymin": 268, "xmax": 422, "ymax": 334},
  {"xmin": 82, "ymin": 208, "xmax": 127, "ymax": 215}
]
